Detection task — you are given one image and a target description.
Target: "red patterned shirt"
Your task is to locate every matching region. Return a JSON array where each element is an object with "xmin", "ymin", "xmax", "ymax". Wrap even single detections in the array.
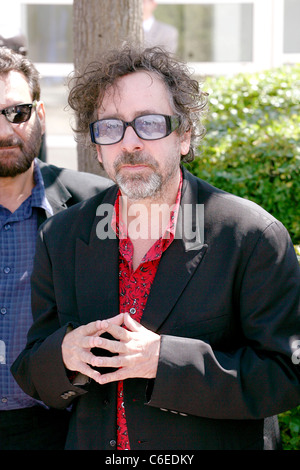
[{"xmin": 111, "ymin": 172, "xmax": 182, "ymax": 450}]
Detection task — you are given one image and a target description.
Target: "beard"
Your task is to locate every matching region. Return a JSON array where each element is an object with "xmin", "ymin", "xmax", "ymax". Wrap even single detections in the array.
[
  {"xmin": 108, "ymin": 151, "xmax": 177, "ymax": 201},
  {"xmin": 0, "ymin": 119, "xmax": 43, "ymax": 177},
  {"xmin": 115, "ymin": 154, "xmax": 162, "ymax": 200}
]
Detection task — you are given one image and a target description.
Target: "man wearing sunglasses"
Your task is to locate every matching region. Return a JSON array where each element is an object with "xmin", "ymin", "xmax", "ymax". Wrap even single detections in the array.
[
  {"xmin": 0, "ymin": 46, "xmax": 112, "ymax": 450},
  {"xmin": 12, "ymin": 45, "xmax": 300, "ymax": 450}
]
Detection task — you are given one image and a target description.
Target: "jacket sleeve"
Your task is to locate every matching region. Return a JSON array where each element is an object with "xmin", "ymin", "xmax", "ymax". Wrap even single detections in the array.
[
  {"xmin": 148, "ymin": 221, "xmax": 300, "ymax": 419},
  {"xmin": 11, "ymin": 227, "xmax": 87, "ymax": 409}
]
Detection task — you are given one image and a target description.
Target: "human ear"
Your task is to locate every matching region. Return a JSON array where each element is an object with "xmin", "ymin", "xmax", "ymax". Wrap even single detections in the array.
[
  {"xmin": 36, "ymin": 101, "xmax": 46, "ymax": 134},
  {"xmin": 96, "ymin": 144, "xmax": 103, "ymax": 164},
  {"xmin": 180, "ymin": 129, "xmax": 191, "ymax": 156}
]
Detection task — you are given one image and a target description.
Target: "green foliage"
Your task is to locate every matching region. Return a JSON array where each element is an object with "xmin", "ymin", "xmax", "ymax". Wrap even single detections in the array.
[
  {"xmin": 278, "ymin": 406, "xmax": 300, "ymax": 450},
  {"xmin": 186, "ymin": 64, "xmax": 300, "ymax": 244},
  {"xmin": 186, "ymin": 66, "xmax": 300, "ymax": 449}
]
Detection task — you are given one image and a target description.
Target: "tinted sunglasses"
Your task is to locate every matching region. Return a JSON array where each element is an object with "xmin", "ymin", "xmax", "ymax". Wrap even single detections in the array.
[
  {"xmin": 0, "ymin": 101, "xmax": 37, "ymax": 124},
  {"xmin": 90, "ymin": 114, "xmax": 180, "ymax": 145}
]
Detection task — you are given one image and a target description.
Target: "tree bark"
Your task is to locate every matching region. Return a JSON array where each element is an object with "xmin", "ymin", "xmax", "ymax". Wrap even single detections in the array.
[{"xmin": 73, "ymin": 0, "xmax": 143, "ymax": 174}]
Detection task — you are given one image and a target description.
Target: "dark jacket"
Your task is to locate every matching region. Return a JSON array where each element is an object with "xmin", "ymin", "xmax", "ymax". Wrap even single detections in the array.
[
  {"xmin": 37, "ymin": 159, "xmax": 112, "ymax": 224},
  {"xmin": 12, "ymin": 167, "xmax": 300, "ymax": 450}
]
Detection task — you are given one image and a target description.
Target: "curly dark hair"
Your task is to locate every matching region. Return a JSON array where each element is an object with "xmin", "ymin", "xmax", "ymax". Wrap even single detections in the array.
[
  {"xmin": 68, "ymin": 44, "xmax": 208, "ymax": 162},
  {"xmin": 0, "ymin": 46, "xmax": 41, "ymax": 101}
]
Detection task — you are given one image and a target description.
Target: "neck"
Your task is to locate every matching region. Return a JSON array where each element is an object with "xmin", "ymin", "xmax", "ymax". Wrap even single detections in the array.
[{"xmin": 0, "ymin": 163, "xmax": 35, "ymax": 213}]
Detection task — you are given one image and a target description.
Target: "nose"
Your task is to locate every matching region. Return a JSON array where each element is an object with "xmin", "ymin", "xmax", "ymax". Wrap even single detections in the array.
[{"xmin": 120, "ymin": 125, "xmax": 144, "ymax": 153}]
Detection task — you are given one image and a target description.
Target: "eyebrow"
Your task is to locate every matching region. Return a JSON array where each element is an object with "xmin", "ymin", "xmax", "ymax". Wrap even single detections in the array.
[
  {"xmin": 1, "ymin": 102, "xmax": 31, "ymax": 109},
  {"xmin": 98, "ymin": 111, "xmax": 166, "ymax": 120}
]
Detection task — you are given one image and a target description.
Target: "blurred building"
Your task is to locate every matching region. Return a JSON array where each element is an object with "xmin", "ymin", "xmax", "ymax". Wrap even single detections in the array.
[{"xmin": 1, "ymin": 0, "xmax": 299, "ymax": 170}]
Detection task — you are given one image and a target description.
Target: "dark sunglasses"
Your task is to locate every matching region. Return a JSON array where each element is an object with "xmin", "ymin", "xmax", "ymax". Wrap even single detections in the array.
[
  {"xmin": 90, "ymin": 114, "xmax": 180, "ymax": 145},
  {"xmin": 0, "ymin": 101, "xmax": 37, "ymax": 124}
]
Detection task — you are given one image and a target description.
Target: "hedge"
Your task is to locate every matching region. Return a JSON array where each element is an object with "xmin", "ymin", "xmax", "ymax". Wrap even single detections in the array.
[
  {"xmin": 278, "ymin": 405, "xmax": 300, "ymax": 450},
  {"xmin": 185, "ymin": 64, "xmax": 300, "ymax": 449},
  {"xmin": 186, "ymin": 64, "xmax": 300, "ymax": 245}
]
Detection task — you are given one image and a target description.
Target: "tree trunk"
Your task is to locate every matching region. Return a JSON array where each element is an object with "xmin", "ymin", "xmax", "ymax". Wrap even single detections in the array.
[{"xmin": 73, "ymin": 0, "xmax": 143, "ymax": 174}]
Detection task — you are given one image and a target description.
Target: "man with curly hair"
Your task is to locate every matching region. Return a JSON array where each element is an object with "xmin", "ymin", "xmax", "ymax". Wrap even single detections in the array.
[{"xmin": 12, "ymin": 45, "xmax": 300, "ymax": 450}]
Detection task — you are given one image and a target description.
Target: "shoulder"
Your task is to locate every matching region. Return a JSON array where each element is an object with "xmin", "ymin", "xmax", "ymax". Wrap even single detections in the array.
[
  {"xmin": 183, "ymin": 169, "xmax": 297, "ymax": 270},
  {"xmin": 40, "ymin": 183, "xmax": 118, "ymax": 240},
  {"xmin": 183, "ymin": 167, "xmax": 284, "ymax": 235},
  {"xmin": 37, "ymin": 159, "xmax": 113, "ymax": 201}
]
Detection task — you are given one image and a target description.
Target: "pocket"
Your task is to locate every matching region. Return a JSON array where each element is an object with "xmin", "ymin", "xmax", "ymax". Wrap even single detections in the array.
[{"xmin": 172, "ymin": 313, "xmax": 229, "ymax": 339}]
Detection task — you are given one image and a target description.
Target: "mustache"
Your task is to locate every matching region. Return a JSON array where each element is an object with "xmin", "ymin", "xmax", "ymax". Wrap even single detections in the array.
[
  {"xmin": 0, "ymin": 137, "xmax": 22, "ymax": 148},
  {"xmin": 113, "ymin": 152, "xmax": 158, "ymax": 172}
]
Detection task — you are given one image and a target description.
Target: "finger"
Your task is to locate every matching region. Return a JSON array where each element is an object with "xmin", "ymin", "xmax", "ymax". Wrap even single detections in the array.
[
  {"xmin": 69, "ymin": 314, "xmax": 124, "ymax": 343},
  {"xmin": 96, "ymin": 335, "xmax": 126, "ymax": 355},
  {"xmin": 94, "ymin": 353, "xmax": 123, "ymax": 370},
  {"xmin": 79, "ymin": 314, "xmax": 125, "ymax": 337},
  {"xmin": 95, "ymin": 360, "xmax": 150, "ymax": 384},
  {"xmin": 66, "ymin": 348, "xmax": 109, "ymax": 379},
  {"xmin": 78, "ymin": 334, "xmax": 107, "ymax": 350},
  {"xmin": 99, "ymin": 313, "xmax": 125, "ymax": 329},
  {"xmin": 75, "ymin": 362, "xmax": 102, "ymax": 383},
  {"xmin": 123, "ymin": 312, "xmax": 144, "ymax": 332},
  {"xmin": 63, "ymin": 328, "xmax": 99, "ymax": 352},
  {"xmin": 107, "ymin": 313, "xmax": 125, "ymax": 325},
  {"xmin": 77, "ymin": 320, "xmax": 103, "ymax": 337},
  {"xmin": 97, "ymin": 367, "xmax": 128, "ymax": 385},
  {"xmin": 99, "ymin": 321, "xmax": 131, "ymax": 342}
]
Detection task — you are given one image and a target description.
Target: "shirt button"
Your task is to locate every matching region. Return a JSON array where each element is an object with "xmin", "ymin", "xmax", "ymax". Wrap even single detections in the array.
[
  {"xmin": 3, "ymin": 267, "xmax": 11, "ymax": 274},
  {"xmin": 1, "ymin": 397, "xmax": 8, "ymax": 403},
  {"xmin": 129, "ymin": 307, "xmax": 136, "ymax": 315},
  {"xmin": 4, "ymin": 224, "xmax": 11, "ymax": 231},
  {"xmin": 109, "ymin": 439, "xmax": 116, "ymax": 448},
  {"xmin": 0, "ymin": 308, "xmax": 7, "ymax": 315}
]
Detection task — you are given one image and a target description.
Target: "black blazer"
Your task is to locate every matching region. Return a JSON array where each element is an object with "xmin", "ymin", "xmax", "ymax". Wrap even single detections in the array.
[
  {"xmin": 37, "ymin": 159, "xmax": 112, "ymax": 224},
  {"xmin": 12, "ymin": 167, "xmax": 300, "ymax": 450}
]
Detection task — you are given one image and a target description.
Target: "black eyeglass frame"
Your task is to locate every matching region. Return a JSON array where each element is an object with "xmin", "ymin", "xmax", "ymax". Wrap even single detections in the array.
[
  {"xmin": 90, "ymin": 114, "xmax": 180, "ymax": 145},
  {"xmin": 0, "ymin": 101, "xmax": 37, "ymax": 124}
]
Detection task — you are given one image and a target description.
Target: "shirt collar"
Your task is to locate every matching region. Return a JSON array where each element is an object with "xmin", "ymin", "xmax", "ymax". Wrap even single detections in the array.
[{"xmin": 31, "ymin": 158, "xmax": 53, "ymax": 215}]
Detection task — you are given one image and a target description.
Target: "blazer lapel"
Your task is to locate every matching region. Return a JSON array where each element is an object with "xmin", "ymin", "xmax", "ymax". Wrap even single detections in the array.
[
  {"xmin": 142, "ymin": 167, "xmax": 208, "ymax": 332},
  {"xmin": 37, "ymin": 159, "xmax": 72, "ymax": 226},
  {"xmin": 141, "ymin": 239, "xmax": 207, "ymax": 332},
  {"xmin": 75, "ymin": 187, "xmax": 120, "ymax": 325},
  {"xmin": 75, "ymin": 236, "xmax": 119, "ymax": 325}
]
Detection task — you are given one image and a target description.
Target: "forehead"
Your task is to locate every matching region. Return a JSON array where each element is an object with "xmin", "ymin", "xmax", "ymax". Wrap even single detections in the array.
[
  {"xmin": 99, "ymin": 71, "xmax": 173, "ymax": 118},
  {"xmin": 0, "ymin": 70, "xmax": 32, "ymax": 106}
]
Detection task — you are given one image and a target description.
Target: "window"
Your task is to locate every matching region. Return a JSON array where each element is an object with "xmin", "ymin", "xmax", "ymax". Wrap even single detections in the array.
[
  {"xmin": 156, "ymin": 3, "xmax": 253, "ymax": 63},
  {"xmin": 155, "ymin": 0, "xmax": 300, "ymax": 73},
  {"xmin": 284, "ymin": 0, "xmax": 300, "ymax": 54},
  {"xmin": 26, "ymin": 4, "xmax": 73, "ymax": 64}
]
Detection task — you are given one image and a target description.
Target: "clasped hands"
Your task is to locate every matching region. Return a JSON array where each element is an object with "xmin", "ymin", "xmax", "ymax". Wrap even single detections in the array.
[{"xmin": 62, "ymin": 313, "xmax": 161, "ymax": 385}]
